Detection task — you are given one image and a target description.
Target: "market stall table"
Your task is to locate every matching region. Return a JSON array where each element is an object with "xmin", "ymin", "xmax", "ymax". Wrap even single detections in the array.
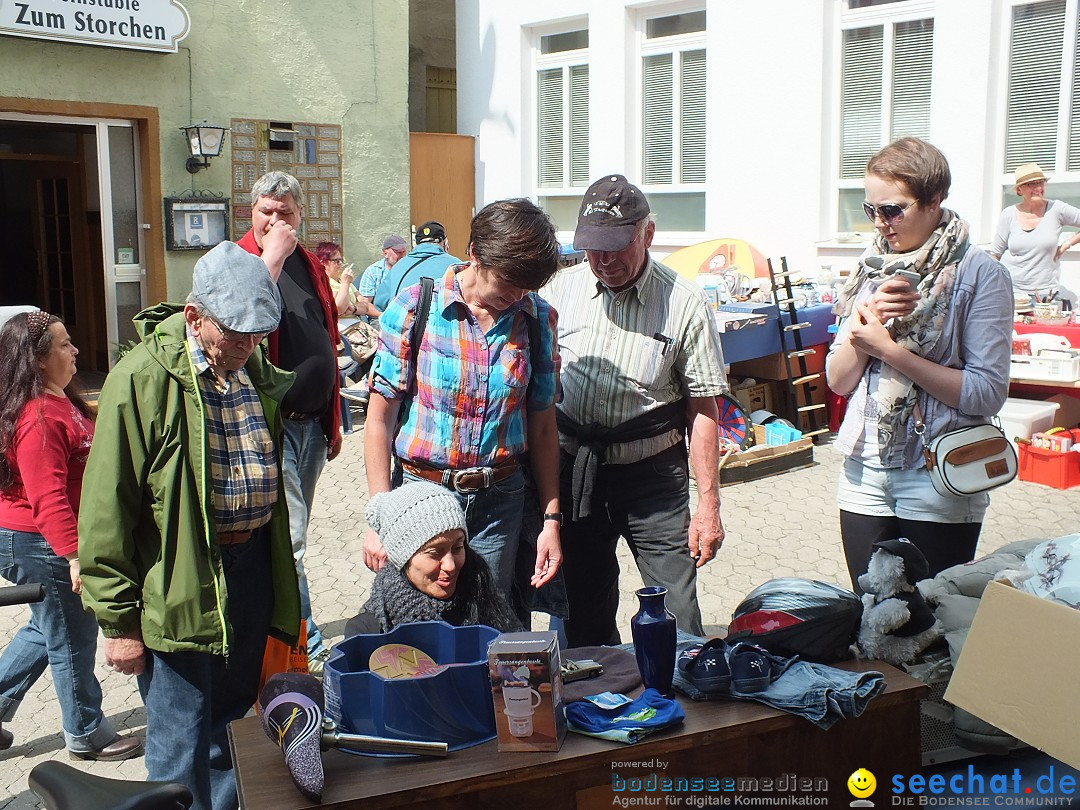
[{"xmin": 230, "ymin": 659, "xmax": 926, "ymax": 809}]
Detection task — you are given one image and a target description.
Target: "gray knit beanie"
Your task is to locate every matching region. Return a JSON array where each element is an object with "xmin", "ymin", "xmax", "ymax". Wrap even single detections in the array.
[{"xmin": 365, "ymin": 481, "xmax": 468, "ymax": 570}]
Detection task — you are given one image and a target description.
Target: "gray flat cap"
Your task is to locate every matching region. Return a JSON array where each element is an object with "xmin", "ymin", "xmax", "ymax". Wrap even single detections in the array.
[{"xmin": 192, "ymin": 242, "xmax": 282, "ymax": 333}]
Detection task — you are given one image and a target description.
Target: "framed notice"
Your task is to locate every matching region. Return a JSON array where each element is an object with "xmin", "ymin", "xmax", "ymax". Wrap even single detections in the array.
[{"xmin": 164, "ymin": 197, "xmax": 230, "ymax": 251}]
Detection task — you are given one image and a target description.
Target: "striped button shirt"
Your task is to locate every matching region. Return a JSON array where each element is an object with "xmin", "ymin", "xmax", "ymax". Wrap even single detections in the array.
[
  {"xmin": 369, "ymin": 265, "xmax": 559, "ymax": 469},
  {"xmin": 187, "ymin": 333, "xmax": 278, "ymax": 532},
  {"xmin": 541, "ymin": 256, "xmax": 727, "ymax": 465}
]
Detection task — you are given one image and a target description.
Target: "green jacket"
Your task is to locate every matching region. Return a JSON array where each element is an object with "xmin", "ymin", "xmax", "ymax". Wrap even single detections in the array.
[{"xmin": 78, "ymin": 304, "xmax": 300, "ymax": 655}]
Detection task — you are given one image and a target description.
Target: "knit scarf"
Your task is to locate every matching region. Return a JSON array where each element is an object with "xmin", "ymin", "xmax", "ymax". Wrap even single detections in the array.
[
  {"xmin": 835, "ymin": 210, "xmax": 970, "ymax": 454},
  {"xmin": 361, "ymin": 547, "xmax": 522, "ymax": 633}
]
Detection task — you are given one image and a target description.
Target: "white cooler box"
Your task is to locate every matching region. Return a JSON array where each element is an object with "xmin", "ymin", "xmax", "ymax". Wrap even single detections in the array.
[{"xmin": 997, "ymin": 397, "xmax": 1060, "ymax": 447}]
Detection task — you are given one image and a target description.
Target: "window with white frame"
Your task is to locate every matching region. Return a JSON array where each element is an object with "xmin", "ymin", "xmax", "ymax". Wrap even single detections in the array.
[
  {"xmin": 1000, "ymin": 0, "xmax": 1080, "ymax": 212},
  {"xmin": 536, "ymin": 28, "xmax": 589, "ymax": 232},
  {"xmin": 836, "ymin": 4, "xmax": 934, "ymax": 235},
  {"xmin": 639, "ymin": 9, "xmax": 706, "ymax": 232}
]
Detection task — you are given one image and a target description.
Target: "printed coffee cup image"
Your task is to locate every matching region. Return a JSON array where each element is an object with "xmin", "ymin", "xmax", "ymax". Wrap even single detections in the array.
[{"xmin": 502, "ymin": 683, "xmax": 542, "ymax": 737}]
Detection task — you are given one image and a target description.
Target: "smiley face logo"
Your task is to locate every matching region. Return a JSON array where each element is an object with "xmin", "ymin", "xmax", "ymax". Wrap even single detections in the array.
[{"xmin": 847, "ymin": 768, "xmax": 876, "ymax": 799}]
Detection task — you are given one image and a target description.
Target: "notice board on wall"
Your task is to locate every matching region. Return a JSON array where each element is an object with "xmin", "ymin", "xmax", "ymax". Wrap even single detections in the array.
[{"xmin": 230, "ymin": 118, "xmax": 343, "ymax": 249}]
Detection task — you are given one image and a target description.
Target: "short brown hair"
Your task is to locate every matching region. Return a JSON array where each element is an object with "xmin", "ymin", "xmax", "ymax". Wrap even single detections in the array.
[
  {"xmin": 866, "ymin": 137, "xmax": 951, "ymax": 208},
  {"xmin": 468, "ymin": 199, "xmax": 559, "ymax": 290}
]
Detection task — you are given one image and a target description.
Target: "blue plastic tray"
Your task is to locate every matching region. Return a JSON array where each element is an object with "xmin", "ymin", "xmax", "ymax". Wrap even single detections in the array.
[{"xmin": 322, "ymin": 621, "xmax": 498, "ymax": 753}]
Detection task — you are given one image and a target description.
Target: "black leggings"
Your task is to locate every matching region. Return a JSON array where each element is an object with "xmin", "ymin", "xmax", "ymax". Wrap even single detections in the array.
[{"xmin": 840, "ymin": 510, "xmax": 982, "ymax": 594}]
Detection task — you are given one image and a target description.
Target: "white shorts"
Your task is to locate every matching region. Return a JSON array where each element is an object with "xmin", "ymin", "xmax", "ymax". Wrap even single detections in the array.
[{"xmin": 836, "ymin": 457, "xmax": 988, "ymax": 524}]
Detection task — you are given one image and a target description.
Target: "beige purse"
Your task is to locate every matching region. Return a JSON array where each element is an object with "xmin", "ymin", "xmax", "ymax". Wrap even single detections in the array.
[{"xmin": 341, "ymin": 320, "xmax": 379, "ymax": 365}]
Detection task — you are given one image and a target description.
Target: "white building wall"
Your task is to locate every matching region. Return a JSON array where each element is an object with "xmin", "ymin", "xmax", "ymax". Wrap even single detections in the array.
[{"xmin": 457, "ymin": 0, "xmax": 1059, "ymax": 280}]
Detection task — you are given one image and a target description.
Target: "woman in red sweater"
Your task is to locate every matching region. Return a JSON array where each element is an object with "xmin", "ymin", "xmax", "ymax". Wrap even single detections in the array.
[{"xmin": 0, "ymin": 311, "xmax": 140, "ymax": 759}]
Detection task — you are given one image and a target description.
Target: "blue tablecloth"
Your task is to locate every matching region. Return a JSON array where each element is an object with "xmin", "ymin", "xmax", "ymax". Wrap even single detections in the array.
[{"xmin": 717, "ymin": 303, "xmax": 834, "ymax": 365}]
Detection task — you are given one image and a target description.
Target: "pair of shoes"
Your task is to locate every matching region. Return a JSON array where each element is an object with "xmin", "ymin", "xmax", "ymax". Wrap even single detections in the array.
[
  {"xmin": 68, "ymin": 734, "xmax": 143, "ymax": 762},
  {"xmin": 308, "ymin": 648, "xmax": 332, "ymax": 677},
  {"xmin": 0, "ymin": 723, "xmax": 13, "ymax": 750},
  {"xmin": 677, "ymin": 639, "xmax": 731, "ymax": 693},
  {"xmin": 728, "ymin": 642, "xmax": 783, "ymax": 693}
]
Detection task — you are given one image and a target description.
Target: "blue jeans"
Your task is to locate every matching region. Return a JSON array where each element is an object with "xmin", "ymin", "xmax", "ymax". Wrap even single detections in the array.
[
  {"xmin": 137, "ymin": 531, "xmax": 273, "ymax": 810},
  {"xmin": 670, "ymin": 634, "xmax": 887, "ymax": 730},
  {"xmin": 283, "ymin": 417, "xmax": 327, "ymax": 656},
  {"xmin": 0, "ymin": 528, "xmax": 117, "ymax": 752},
  {"xmin": 400, "ymin": 466, "xmax": 524, "ymax": 597}
]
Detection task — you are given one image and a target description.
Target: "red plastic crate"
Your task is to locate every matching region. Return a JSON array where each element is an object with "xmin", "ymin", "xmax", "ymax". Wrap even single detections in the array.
[{"xmin": 1018, "ymin": 443, "xmax": 1080, "ymax": 489}]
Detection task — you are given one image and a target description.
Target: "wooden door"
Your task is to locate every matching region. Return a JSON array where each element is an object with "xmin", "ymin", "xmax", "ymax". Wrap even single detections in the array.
[
  {"xmin": 30, "ymin": 161, "xmax": 102, "ymax": 369},
  {"xmin": 409, "ymin": 133, "xmax": 475, "ymax": 256}
]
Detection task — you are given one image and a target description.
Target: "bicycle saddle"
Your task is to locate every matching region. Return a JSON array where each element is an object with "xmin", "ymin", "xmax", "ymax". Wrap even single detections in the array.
[{"xmin": 29, "ymin": 761, "xmax": 193, "ymax": 810}]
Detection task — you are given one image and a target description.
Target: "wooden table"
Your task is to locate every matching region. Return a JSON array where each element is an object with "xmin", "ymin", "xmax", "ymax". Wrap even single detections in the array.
[{"xmin": 231, "ymin": 660, "xmax": 927, "ymax": 808}]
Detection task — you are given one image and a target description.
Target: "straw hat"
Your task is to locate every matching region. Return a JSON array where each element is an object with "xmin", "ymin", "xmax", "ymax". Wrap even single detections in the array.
[{"xmin": 1014, "ymin": 163, "xmax": 1049, "ymax": 188}]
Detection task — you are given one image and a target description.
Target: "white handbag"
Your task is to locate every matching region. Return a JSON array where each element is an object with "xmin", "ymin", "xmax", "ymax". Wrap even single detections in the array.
[{"xmin": 915, "ymin": 400, "xmax": 1017, "ymax": 497}]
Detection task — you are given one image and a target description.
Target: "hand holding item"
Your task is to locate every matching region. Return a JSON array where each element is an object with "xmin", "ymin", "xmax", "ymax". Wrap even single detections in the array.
[
  {"xmin": 362, "ymin": 528, "xmax": 388, "ymax": 572},
  {"xmin": 848, "ymin": 302, "xmax": 896, "ymax": 360},
  {"xmin": 867, "ymin": 277, "xmax": 920, "ymax": 322}
]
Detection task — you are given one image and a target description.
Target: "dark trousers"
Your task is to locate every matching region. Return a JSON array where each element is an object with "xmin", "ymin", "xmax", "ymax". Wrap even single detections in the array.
[
  {"xmin": 840, "ymin": 510, "xmax": 982, "ymax": 594},
  {"xmin": 560, "ymin": 442, "xmax": 703, "ymax": 647},
  {"xmin": 137, "ymin": 530, "xmax": 274, "ymax": 810}
]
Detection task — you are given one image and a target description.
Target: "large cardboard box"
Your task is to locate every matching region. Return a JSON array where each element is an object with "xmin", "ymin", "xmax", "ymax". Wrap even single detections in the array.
[
  {"xmin": 718, "ymin": 437, "xmax": 814, "ymax": 486},
  {"xmin": 731, "ymin": 380, "xmax": 776, "ymax": 415},
  {"xmin": 944, "ymin": 581, "xmax": 1080, "ymax": 769},
  {"xmin": 728, "ymin": 342, "xmax": 827, "ymax": 381}
]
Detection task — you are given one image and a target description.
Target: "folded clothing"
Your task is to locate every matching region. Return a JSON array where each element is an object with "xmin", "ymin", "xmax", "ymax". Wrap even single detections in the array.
[{"xmin": 565, "ymin": 688, "xmax": 685, "ymax": 743}]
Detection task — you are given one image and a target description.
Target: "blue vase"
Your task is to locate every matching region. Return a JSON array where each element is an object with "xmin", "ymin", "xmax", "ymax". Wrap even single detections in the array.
[{"xmin": 631, "ymin": 586, "xmax": 677, "ymax": 697}]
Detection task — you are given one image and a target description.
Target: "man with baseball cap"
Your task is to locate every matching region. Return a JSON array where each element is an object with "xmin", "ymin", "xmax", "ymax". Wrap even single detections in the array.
[
  {"xmin": 79, "ymin": 241, "xmax": 301, "ymax": 810},
  {"xmin": 354, "ymin": 234, "xmax": 409, "ymax": 321},
  {"xmin": 373, "ymin": 219, "xmax": 461, "ymax": 311},
  {"xmin": 541, "ymin": 174, "xmax": 728, "ymax": 646}
]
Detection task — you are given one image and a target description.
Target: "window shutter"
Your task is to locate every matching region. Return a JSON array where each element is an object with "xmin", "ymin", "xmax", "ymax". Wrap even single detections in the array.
[
  {"xmin": 643, "ymin": 53, "xmax": 674, "ymax": 184},
  {"xmin": 1005, "ymin": 0, "xmax": 1065, "ymax": 172},
  {"xmin": 1069, "ymin": 11, "xmax": 1080, "ymax": 171},
  {"xmin": 841, "ymin": 26, "xmax": 884, "ymax": 179},
  {"xmin": 680, "ymin": 49, "xmax": 706, "ymax": 183},
  {"xmin": 538, "ymin": 68, "xmax": 564, "ymax": 188},
  {"xmin": 569, "ymin": 65, "xmax": 590, "ymax": 186},
  {"xmin": 890, "ymin": 19, "xmax": 933, "ymax": 141}
]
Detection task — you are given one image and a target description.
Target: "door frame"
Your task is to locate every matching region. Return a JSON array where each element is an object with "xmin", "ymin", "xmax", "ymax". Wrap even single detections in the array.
[{"xmin": 0, "ymin": 98, "xmax": 166, "ymax": 353}]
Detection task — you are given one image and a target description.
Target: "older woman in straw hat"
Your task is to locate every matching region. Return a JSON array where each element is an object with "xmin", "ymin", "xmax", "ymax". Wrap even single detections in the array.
[{"xmin": 991, "ymin": 163, "xmax": 1080, "ymax": 299}]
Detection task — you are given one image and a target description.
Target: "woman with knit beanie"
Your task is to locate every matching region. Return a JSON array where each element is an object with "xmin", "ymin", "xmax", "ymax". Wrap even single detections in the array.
[{"xmin": 347, "ymin": 481, "xmax": 521, "ymax": 635}]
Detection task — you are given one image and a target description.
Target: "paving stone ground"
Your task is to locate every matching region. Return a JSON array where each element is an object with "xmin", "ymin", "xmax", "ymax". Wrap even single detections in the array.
[{"xmin": 2, "ymin": 412, "xmax": 1076, "ymax": 807}]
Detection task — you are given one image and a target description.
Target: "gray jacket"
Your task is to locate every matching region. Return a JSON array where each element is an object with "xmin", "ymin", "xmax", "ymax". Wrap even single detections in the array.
[{"xmin": 829, "ymin": 246, "xmax": 1014, "ymax": 470}]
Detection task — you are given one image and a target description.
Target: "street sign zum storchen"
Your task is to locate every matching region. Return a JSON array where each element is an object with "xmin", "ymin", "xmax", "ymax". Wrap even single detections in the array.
[{"xmin": 0, "ymin": 0, "xmax": 190, "ymax": 53}]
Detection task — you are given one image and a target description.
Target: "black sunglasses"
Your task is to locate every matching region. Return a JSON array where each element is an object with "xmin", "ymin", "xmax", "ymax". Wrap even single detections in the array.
[{"xmin": 862, "ymin": 201, "xmax": 915, "ymax": 225}]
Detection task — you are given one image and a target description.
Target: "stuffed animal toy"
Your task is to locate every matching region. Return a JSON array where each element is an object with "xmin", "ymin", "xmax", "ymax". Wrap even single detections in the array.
[{"xmin": 857, "ymin": 538, "xmax": 941, "ymax": 666}]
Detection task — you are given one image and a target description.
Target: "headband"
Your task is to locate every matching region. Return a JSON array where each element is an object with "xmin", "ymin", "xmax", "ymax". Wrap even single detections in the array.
[{"xmin": 26, "ymin": 311, "xmax": 51, "ymax": 345}]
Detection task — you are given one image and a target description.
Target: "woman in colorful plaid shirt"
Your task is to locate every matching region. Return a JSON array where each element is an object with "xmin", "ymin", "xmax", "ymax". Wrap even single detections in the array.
[{"xmin": 362, "ymin": 199, "xmax": 564, "ymax": 605}]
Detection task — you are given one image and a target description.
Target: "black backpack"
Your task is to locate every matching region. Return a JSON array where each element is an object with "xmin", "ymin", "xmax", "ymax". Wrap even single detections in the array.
[{"xmin": 725, "ymin": 578, "xmax": 863, "ymax": 663}]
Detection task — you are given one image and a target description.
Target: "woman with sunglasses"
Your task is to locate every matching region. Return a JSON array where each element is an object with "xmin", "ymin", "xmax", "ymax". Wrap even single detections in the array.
[
  {"xmin": 991, "ymin": 163, "xmax": 1080, "ymax": 301},
  {"xmin": 0, "ymin": 312, "xmax": 141, "ymax": 759},
  {"xmin": 827, "ymin": 137, "xmax": 1013, "ymax": 590},
  {"xmin": 315, "ymin": 241, "xmax": 360, "ymax": 317}
]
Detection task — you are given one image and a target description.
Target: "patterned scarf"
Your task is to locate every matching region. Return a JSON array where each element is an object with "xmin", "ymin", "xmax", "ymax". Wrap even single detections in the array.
[
  {"xmin": 835, "ymin": 211, "xmax": 970, "ymax": 453},
  {"xmin": 360, "ymin": 547, "xmax": 522, "ymax": 633}
]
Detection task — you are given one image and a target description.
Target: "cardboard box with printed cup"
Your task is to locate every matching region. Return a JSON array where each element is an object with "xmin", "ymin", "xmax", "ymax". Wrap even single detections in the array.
[
  {"xmin": 731, "ymin": 379, "xmax": 776, "ymax": 416},
  {"xmin": 729, "ymin": 342, "xmax": 828, "ymax": 381},
  {"xmin": 488, "ymin": 631, "xmax": 566, "ymax": 752},
  {"xmin": 945, "ymin": 581, "xmax": 1080, "ymax": 769}
]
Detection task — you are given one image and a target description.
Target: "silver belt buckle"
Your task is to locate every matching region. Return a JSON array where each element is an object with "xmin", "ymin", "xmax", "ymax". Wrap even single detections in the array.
[{"xmin": 451, "ymin": 466, "xmax": 492, "ymax": 494}]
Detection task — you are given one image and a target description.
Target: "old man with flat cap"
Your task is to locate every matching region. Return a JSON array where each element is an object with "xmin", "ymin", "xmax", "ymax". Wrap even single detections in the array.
[
  {"xmin": 79, "ymin": 241, "xmax": 301, "ymax": 810},
  {"xmin": 540, "ymin": 174, "xmax": 729, "ymax": 647}
]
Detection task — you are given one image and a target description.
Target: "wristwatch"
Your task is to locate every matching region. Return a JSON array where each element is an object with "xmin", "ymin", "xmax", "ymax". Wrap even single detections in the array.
[{"xmin": 543, "ymin": 512, "xmax": 563, "ymax": 525}]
